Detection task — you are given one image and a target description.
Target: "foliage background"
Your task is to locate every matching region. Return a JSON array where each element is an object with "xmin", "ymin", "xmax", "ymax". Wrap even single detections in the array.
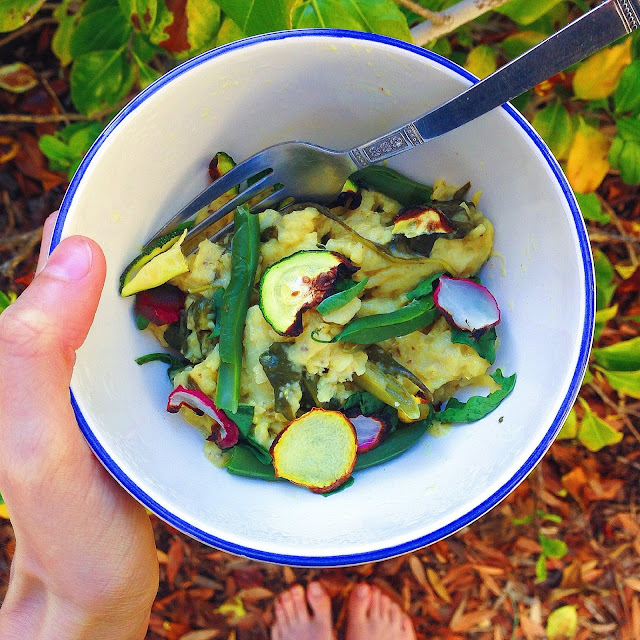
[{"xmin": 1, "ymin": 0, "xmax": 640, "ymax": 638}]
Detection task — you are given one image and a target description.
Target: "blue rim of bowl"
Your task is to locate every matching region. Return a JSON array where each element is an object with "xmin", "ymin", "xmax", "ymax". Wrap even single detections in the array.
[{"xmin": 52, "ymin": 28, "xmax": 594, "ymax": 567}]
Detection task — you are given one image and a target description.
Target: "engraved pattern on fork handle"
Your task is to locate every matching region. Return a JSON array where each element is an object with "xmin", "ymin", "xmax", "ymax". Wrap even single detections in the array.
[
  {"xmin": 350, "ymin": 123, "xmax": 424, "ymax": 167},
  {"xmin": 614, "ymin": 0, "xmax": 640, "ymax": 31}
]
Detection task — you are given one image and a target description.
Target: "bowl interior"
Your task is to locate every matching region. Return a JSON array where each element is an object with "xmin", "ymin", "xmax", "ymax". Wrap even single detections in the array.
[{"xmin": 55, "ymin": 31, "xmax": 593, "ymax": 565}]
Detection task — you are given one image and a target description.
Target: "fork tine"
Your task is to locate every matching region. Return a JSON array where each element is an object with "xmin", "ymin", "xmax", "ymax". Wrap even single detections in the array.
[
  {"xmin": 181, "ymin": 177, "xmax": 285, "ymax": 255},
  {"xmin": 144, "ymin": 153, "xmax": 273, "ymax": 246}
]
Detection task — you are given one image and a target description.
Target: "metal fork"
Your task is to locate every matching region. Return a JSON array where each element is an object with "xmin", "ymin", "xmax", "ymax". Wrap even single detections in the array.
[{"xmin": 146, "ymin": 0, "xmax": 640, "ymax": 255}]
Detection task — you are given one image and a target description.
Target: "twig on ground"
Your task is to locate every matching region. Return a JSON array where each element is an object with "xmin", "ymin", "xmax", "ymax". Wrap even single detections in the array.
[
  {"xmin": 409, "ymin": 0, "xmax": 513, "ymax": 45},
  {"xmin": 0, "ymin": 18, "xmax": 57, "ymax": 49},
  {"xmin": 0, "ymin": 227, "xmax": 42, "ymax": 279},
  {"xmin": 41, "ymin": 75, "xmax": 71, "ymax": 127}
]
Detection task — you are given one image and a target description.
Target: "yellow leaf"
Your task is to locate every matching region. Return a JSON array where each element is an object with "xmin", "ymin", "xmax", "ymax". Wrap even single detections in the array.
[
  {"xmin": 0, "ymin": 503, "xmax": 9, "ymax": 520},
  {"xmin": 546, "ymin": 604, "xmax": 578, "ymax": 639},
  {"xmin": 464, "ymin": 45, "xmax": 497, "ymax": 79},
  {"xmin": 216, "ymin": 596, "xmax": 246, "ymax": 619},
  {"xmin": 573, "ymin": 38, "xmax": 632, "ymax": 100},
  {"xmin": 566, "ymin": 121, "xmax": 610, "ymax": 193},
  {"xmin": 556, "ymin": 408, "xmax": 578, "ymax": 440},
  {"xmin": 615, "ymin": 264, "xmax": 637, "ymax": 280}
]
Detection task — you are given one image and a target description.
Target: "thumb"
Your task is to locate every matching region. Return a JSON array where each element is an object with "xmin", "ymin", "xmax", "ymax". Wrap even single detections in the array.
[{"xmin": 0, "ymin": 236, "xmax": 106, "ymax": 476}]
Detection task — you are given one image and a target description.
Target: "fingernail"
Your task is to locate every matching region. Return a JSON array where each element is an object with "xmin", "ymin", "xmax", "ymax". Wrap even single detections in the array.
[{"xmin": 45, "ymin": 237, "xmax": 92, "ymax": 282}]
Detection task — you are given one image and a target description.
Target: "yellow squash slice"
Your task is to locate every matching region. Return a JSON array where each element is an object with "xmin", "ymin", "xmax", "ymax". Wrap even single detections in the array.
[{"xmin": 271, "ymin": 408, "xmax": 357, "ymax": 493}]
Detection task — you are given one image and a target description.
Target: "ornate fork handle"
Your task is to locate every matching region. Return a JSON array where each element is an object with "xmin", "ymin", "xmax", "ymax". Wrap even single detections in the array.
[{"xmin": 350, "ymin": 0, "xmax": 640, "ymax": 167}]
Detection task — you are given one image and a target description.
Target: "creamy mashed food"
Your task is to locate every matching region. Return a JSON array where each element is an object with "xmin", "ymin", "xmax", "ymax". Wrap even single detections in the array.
[{"xmin": 164, "ymin": 181, "xmax": 495, "ymax": 463}]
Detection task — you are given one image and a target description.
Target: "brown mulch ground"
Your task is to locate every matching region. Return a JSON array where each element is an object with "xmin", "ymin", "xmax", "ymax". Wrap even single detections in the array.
[{"xmin": 1, "ymin": 13, "xmax": 640, "ymax": 640}]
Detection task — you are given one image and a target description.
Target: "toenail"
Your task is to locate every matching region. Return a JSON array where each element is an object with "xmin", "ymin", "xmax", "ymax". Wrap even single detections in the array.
[
  {"xmin": 356, "ymin": 584, "xmax": 369, "ymax": 598},
  {"xmin": 309, "ymin": 582, "xmax": 322, "ymax": 596}
]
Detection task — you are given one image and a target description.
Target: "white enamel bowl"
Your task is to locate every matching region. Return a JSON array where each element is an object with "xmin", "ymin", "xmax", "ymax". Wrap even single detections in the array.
[{"xmin": 52, "ymin": 30, "xmax": 594, "ymax": 566}]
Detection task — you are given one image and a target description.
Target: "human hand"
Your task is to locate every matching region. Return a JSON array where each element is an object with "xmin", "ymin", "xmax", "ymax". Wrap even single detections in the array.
[{"xmin": 0, "ymin": 214, "xmax": 159, "ymax": 640}]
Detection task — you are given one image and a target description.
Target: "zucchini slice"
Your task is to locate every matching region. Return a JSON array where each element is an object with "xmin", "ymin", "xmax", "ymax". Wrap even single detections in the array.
[
  {"xmin": 120, "ymin": 227, "xmax": 189, "ymax": 297},
  {"xmin": 259, "ymin": 250, "xmax": 358, "ymax": 336}
]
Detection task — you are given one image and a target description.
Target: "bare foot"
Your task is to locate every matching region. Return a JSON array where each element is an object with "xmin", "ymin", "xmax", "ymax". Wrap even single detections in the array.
[
  {"xmin": 345, "ymin": 584, "xmax": 416, "ymax": 640},
  {"xmin": 271, "ymin": 582, "xmax": 334, "ymax": 640}
]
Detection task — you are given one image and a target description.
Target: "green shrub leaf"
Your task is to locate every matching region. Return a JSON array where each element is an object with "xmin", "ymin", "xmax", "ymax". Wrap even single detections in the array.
[
  {"xmin": 556, "ymin": 408, "xmax": 578, "ymax": 440},
  {"xmin": 69, "ymin": 6, "xmax": 132, "ymax": 58},
  {"xmin": 495, "ymin": 0, "xmax": 564, "ymax": 26},
  {"xmin": 596, "ymin": 367, "xmax": 640, "ymax": 399},
  {"xmin": 291, "ymin": 0, "xmax": 412, "ymax": 42},
  {"xmin": 615, "ymin": 59, "xmax": 640, "ymax": 115},
  {"xmin": 577, "ymin": 397, "xmax": 623, "ymax": 450},
  {"xmin": 0, "ymin": 0, "xmax": 46, "ymax": 32},
  {"xmin": 593, "ymin": 249, "xmax": 616, "ymax": 311},
  {"xmin": 118, "ymin": 0, "xmax": 158, "ymax": 33},
  {"xmin": 533, "ymin": 102, "xmax": 574, "ymax": 160},
  {"xmin": 70, "ymin": 48, "xmax": 133, "ymax": 115},
  {"xmin": 574, "ymin": 192, "xmax": 609, "ymax": 224},
  {"xmin": 215, "ymin": 0, "xmax": 289, "ymax": 36},
  {"xmin": 592, "ymin": 336, "xmax": 640, "ymax": 371}
]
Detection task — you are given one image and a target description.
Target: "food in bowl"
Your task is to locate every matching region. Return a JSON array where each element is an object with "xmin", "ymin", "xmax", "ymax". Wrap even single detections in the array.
[{"xmin": 121, "ymin": 157, "xmax": 516, "ymax": 494}]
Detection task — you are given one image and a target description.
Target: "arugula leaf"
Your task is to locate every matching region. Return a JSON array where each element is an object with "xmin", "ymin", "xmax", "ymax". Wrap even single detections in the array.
[
  {"xmin": 450, "ymin": 327, "xmax": 497, "ymax": 365},
  {"xmin": 435, "ymin": 369, "xmax": 516, "ymax": 423}
]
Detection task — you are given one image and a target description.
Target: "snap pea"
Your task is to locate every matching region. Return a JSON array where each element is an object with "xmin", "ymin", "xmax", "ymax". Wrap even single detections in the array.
[
  {"xmin": 350, "ymin": 165, "xmax": 433, "ymax": 206},
  {"xmin": 333, "ymin": 297, "xmax": 438, "ymax": 344},
  {"xmin": 215, "ymin": 205, "xmax": 260, "ymax": 413},
  {"xmin": 317, "ymin": 277, "xmax": 368, "ymax": 315}
]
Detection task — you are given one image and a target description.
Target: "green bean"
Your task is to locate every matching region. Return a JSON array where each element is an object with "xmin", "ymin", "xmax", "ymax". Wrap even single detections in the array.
[{"xmin": 215, "ymin": 205, "xmax": 260, "ymax": 413}]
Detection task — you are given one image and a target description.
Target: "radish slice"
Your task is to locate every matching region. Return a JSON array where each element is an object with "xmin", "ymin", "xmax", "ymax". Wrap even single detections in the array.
[
  {"xmin": 135, "ymin": 284, "xmax": 185, "ymax": 325},
  {"xmin": 167, "ymin": 386, "xmax": 239, "ymax": 448},
  {"xmin": 434, "ymin": 275, "xmax": 500, "ymax": 334},
  {"xmin": 349, "ymin": 414, "xmax": 390, "ymax": 453}
]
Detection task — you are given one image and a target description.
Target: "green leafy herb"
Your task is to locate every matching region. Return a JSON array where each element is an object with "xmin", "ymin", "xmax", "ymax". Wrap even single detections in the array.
[
  {"xmin": 450, "ymin": 327, "xmax": 497, "ymax": 364},
  {"xmin": 435, "ymin": 369, "xmax": 516, "ymax": 423},
  {"xmin": 259, "ymin": 343, "xmax": 303, "ymax": 421},
  {"xmin": 592, "ymin": 336, "xmax": 640, "ymax": 371},
  {"xmin": 317, "ymin": 277, "xmax": 368, "ymax": 315},
  {"xmin": 344, "ymin": 391, "xmax": 387, "ymax": 417},
  {"xmin": 225, "ymin": 405, "xmax": 272, "ymax": 464},
  {"xmin": 135, "ymin": 352, "xmax": 189, "ymax": 381},
  {"xmin": 333, "ymin": 297, "xmax": 438, "ymax": 344},
  {"xmin": 350, "ymin": 165, "xmax": 433, "ymax": 206},
  {"xmin": 406, "ymin": 272, "xmax": 445, "ymax": 301},
  {"xmin": 135, "ymin": 313, "xmax": 150, "ymax": 330},
  {"xmin": 354, "ymin": 409, "xmax": 433, "ymax": 471},
  {"xmin": 321, "ymin": 476, "xmax": 355, "ymax": 496},
  {"xmin": 225, "ymin": 444, "xmax": 276, "ymax": 480}
]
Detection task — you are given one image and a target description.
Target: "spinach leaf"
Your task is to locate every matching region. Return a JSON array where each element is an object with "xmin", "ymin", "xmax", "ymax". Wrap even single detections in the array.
[
  {"xmin": 226, "ymin": 445, "xmax": 276, "ymax": 480},
  {"xmin": 344, "ymin": 391, "xmax": 386, "ymax": 416},
  {"xmin": 317, "ymin": 277, "xmax": 368, "ymax": 315},
  {"xmin": 354, "ymin": 410, "xmax": 433, "ymax": 470},
  {"xmin": 225, "ymin": 405, "xmax": 272, "ymax": 464},
  {"xmin": 435, "ymin": 369, "xmax": 516, "ymax": 423},
  {"xmin": 350, "ymin": 165, "xmax": 433, "ymax": 205},
  {"xmin": 321, "ymin": 476, "xmax": 355, "ymax": 496},
  {"xmin": 406, "ymin": 272, "xmax": 445, "ymax": 301},
  {"xmin": 135, "ymin": 352, "xmax": 189, "ymax": 381},
  {"xmin": 259, "ymin": 343, "xmax": 303, "ymax": 421},
  {"xmin": 450, "ymin": 327, "xmax": 497, "ymax": 364},
  {"xmin": 333, "ymin": 298, "xmax": 438, "ymax": 344}
]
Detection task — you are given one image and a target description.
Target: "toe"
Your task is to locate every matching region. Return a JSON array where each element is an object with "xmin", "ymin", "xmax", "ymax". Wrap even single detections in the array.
[
  {"xmin": 279, "ymin": 589, "xmax": 297, "ymax": 625},
  {"xmin": 307, "ymin": 582, "xmax": 332, "ymax": 620},
  {"xmin": 289, "ymin": 584, "xmax": 308, "ymax": 623},
  {"xmin": 348, "ymin": 583, "xmax": 371, "ymax": 623},
  {"xmin": 370, "ymin": 587, "xmax": 383, "ymax": 618}
]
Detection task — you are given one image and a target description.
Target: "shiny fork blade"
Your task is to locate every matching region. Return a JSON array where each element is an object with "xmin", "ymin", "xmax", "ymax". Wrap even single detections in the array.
[{"xmin": 143, "ymin": 153, "xmax": 276, "ymax": 247}]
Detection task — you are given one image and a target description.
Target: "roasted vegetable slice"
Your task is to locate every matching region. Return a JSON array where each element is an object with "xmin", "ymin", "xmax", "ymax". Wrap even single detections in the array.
[
  {"xmin": 259, "ymin": 250, "xmax": 358, "ymax": 336},
  {"xmin": 270, "ymin": 408, "xmax": 357, "ymax": 493},
  {"xmin": 120, "ymin": 226, "xmax": 190, "ymax": 297},
  {"xmin": 392, "ymin": 206, "xmax": 455, "ymax": 238}
]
